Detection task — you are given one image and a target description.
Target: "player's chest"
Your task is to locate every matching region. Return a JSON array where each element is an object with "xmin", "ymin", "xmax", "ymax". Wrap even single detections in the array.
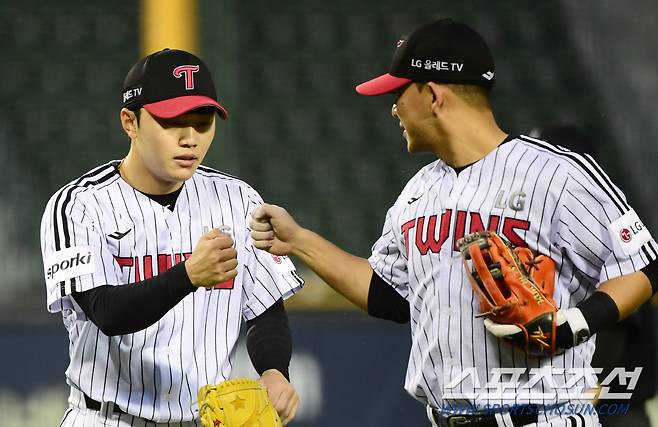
[
  {"xmin": 398, "ymin": 177, "xmax": 550, "ymax": 257},
  {"xmin": 98, "ymin": 194, "xmax": 244, "ymax": 259}
]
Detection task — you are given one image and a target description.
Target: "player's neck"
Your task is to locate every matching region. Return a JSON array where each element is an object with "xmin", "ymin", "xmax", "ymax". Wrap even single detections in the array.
[
  {"xmin": 118, "ymin": 155, "xmax": 184, "ymax": 195},
  {"xmin": 434, "ymin": 112, "xmax": 507, "ymax": 168}
]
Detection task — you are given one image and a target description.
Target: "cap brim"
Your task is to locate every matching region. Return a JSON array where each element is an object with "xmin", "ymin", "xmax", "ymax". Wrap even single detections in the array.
[
  {"xmin": 355, "ymin": 74, "xmax": 412, "ymax": 96},
  {"xmin": 144, "ymin": 95, "xmax": 229, "ymax": 119}
]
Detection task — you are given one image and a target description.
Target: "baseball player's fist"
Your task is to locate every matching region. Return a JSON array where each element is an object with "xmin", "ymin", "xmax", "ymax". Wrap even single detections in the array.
[
  {"xmin": 259, "ymin": 369, "xmax": 300, "ymax": 425},
  {"xmin": 250, "ymin": 204, "xmax": 301, "ymax": 256},
  {"xmin": 185, "ymin": 228, "xmax": 238, "ymax": 288}
]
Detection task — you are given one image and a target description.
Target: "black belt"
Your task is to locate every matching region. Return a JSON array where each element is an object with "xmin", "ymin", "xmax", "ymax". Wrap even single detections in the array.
[
  {"xmin": 431, "ymin": 405, "xmax": 538, "ymax": 427},
  {"xmin": 83, "ymin": 394, "xmax": 127, "ymax": 415}
]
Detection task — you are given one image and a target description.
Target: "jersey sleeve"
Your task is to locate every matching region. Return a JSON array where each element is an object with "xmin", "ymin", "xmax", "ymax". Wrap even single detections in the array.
[
  {"xmin": 240, "ymin": 188, "xmax": 304, "ymax": 320},
  {"xmin": 40, "ymin": 187, "xmax": 123, "ymax": 313},
  {"xmin": 368, "ymin": 205, "xmax": 410, "ymax": 300},
  {"xmin": 552, "ymin": 170, "xmax": 658, "ymax": 284}
]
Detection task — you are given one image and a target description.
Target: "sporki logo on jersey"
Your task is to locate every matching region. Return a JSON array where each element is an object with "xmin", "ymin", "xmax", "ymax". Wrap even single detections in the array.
[
  {"xmin": 173, "ymin": 65, "xmax": 200, "ymax": 90},
  {"xmin": 45, "ymin": 246, "xmax": 95, "ymax": 286}
]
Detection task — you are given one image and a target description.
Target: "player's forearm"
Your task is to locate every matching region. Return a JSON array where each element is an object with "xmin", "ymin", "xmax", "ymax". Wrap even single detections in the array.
[
  {"xmin": 557, "ymin": 268, "xmax": 653, "ymax": 349},
  {"xmin": 246, "ymin": 299, "xmax": 292, "ymax": 380},
  {"xmin": 72, "ymin": 262, "xmax": 196, "ymax": 336},
  {"xmin": 597, "ymin": 270, "xmax": 652, "ymax": 320},
  {"xmin": 290, "ymin": 228, "xmax": 373, "ymax": 311}
]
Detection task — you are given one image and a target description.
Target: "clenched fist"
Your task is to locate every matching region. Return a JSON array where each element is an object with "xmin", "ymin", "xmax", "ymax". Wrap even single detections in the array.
[
  {"xmin": 250, "ymin": 204, "xmax": 303, "ymax": 256},
  {"xmin": 185, "ymin": 228, "xmax": 238, "ymax": 288}
]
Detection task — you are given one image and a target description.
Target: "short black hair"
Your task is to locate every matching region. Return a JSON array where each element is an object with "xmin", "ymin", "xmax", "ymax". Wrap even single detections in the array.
[
  {"xmin": 125, "ymin": 108, "xmax": 141, "ymax": 144},
  {"xmin": 133, "ymin": 108, "xmax": 141, "ymax": 125},
  {"xmin": 445, "ymin": 83, "xmax": 491, "ymax": 109}
]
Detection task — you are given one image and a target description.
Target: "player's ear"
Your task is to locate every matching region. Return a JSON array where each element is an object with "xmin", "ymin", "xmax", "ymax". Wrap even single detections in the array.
[
  {"xmin": 120, "ymin": 108, "xmax": 139, "ymax": 141},
  {"xmin": 426, "ymin": 82, "xmax": 446, "ymax": 114}
]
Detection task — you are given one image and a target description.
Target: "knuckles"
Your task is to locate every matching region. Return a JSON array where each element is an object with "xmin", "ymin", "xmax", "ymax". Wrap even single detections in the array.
[
  {"xmin": 217, "ymin": 247, "xmax": 237, "ymax": 259},
  {"xmin": 213, "ymin": 236, "xmax": 235, "ymax": 248}
]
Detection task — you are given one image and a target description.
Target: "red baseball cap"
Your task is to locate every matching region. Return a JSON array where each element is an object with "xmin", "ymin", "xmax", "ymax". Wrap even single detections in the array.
[{"xmin": 122, "ymin": 49, "xmax": 229, "ymax": 119}]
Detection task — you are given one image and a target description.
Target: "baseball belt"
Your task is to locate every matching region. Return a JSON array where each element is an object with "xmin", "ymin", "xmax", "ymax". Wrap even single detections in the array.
[
  {"xmin": 431, "ymin": 405, "xmax": 538, "ymax": 427},
  {"xmin": 83, "ymin": 394, "xmax": 127, "ymax": 416}
]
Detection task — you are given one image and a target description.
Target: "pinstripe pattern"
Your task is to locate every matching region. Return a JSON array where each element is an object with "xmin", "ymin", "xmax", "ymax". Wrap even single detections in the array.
[
  {"xmin": 370, "ymin": 137, "xmax": 654, "ymax": 422},
  {"xmin": 41, "ymin": 161, "xmax": 303, "ymax": 423}
]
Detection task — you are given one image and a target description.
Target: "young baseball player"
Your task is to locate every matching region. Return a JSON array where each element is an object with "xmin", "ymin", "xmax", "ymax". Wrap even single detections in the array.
[
  {"xmin": 40, "ymin": 48, "xmax": 303, "ymax": 426},
  {"xmin": 249, "ymin": 19, "xmax": 658, "ymax": 426}
]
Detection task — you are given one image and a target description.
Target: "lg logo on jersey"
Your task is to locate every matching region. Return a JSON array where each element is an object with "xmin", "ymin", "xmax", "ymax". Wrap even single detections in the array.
[
  {"xmin": 609, "ymin": 209, "xmax": 653, "ymax": 257},
  {"xmin": 494, "ymin": 190, "xmax": 526, "ymax": 211},
  {"xmin": 620, "ymin": 228, "xmax": 633, "ymax": 243},
  {"xmin": 620, "ymin": 222, "xmax": 644, "ymax": 243},
  {"xmin": 47, "ymin": 251, "xmax": 92, "ymax": 280}
]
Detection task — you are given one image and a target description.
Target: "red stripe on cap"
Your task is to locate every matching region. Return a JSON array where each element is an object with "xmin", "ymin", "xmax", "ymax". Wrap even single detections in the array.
[
  {"xmin": 355, "ymin": 73, "xmax": 412, "ymax": 96},
  {"xmin": 143, "ymin": 95, "xmax": 229, "ymax": 119}
]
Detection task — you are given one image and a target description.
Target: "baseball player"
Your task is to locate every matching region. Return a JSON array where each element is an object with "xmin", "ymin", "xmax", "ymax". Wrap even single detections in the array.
[
  {"xmin": 249, "ymin": 19, "xmax": 658, "ymax": 426},
  {"xmin": 40, "ymin": 48, "xmax": 303, "ymax": 426}
]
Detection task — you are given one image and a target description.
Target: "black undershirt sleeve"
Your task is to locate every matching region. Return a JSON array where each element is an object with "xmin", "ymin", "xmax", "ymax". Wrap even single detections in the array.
[
  {"xmin": 245, "ymin": 299, "xmax": 292, "ymax": 381},
  {"xmin": 643, "ymin": 259, "xmax": 658, "ymax": 294},
  {"xmin": 72, "ymin": 262, "xmax": 196, "ymax": 336},
  {"xmin": 367, "ymin": 273, "xmax": 410, "ymax": 324}
]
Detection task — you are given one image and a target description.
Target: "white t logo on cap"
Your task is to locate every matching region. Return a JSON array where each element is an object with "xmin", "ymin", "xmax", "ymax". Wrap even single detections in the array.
[{"xmin": 173, "ymin": 65, "xmax": 200, "ymax": 90}]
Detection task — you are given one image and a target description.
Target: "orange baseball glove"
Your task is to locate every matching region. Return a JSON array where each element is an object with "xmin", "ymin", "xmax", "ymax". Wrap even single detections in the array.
[{"xmin": 458, "ymin": 231, "xmax": 558, "ymax": 357}]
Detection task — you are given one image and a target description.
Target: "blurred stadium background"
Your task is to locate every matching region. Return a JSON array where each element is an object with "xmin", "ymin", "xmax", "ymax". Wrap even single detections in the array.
[{"xmin": 1, "ymin": 0, "xmax": 657, "ymax": 425}]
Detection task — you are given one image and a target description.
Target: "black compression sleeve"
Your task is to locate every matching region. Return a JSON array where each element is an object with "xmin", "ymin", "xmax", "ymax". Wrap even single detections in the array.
[
  {"xmin": 556, "ymin": 290, "xmax": 620, "ymax": 349},
  {"xmin": 72, "ymin": 262, "xmax": 196, "ymax": 336},
  {"xmin": 367, "ymin": 273, "xmax": 410, "ymax": 324},
  {"xmin": 576, "ymin": 291, "xmax": 620, "ymax": 334},
  {"xmin": 245, "ymin": 299, "xmax": 292, "ymax": 380},
  {"xmin": 642, "ymin": 259, "xmax": 658, "ymax": 294}
]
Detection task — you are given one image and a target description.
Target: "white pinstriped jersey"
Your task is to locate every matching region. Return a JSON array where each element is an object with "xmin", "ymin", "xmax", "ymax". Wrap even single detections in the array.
[
  {"xmin": 369, "ymin": 136, "xmax": 657, "ymax": 416},
  {"xmin": 40, "ymin": 161, "xmax": 303, "ymax": 423}
]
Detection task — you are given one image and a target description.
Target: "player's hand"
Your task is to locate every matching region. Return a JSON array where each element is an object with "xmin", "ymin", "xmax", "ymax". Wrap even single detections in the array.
[
  {"xmin": 258, "ymin": 369, "xmax": 299, "ymax": 425},
  {"xmin": 250, "ymin": 204, "xmax": 302, "ymax": 256},
  {"xmin": 185, "ymin": 228, "xmax": 238, "ymax": 288}
]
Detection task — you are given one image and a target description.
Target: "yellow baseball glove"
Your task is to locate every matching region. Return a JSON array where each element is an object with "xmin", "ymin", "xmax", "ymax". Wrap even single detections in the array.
[{"xmin": 198, "ymin": 378, "xmax": 282, "ymax": 427}]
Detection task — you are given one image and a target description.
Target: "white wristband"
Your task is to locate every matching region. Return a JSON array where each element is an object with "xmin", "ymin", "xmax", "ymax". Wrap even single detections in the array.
[{"xmin": 557, "ymin": 307, "xmax": 591, "ymax": 346}]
